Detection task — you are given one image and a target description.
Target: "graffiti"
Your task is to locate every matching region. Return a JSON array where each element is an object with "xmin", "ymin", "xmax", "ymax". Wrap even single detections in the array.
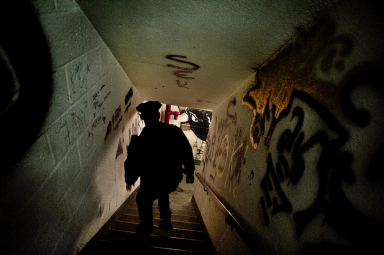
[
  {"xmin": 55, "ymin": 100, "xmax": 89, "ymax": 146},
  {"xmin": 91, "ymin": 109, "xmax": 106, "ymax": 129},
  {"xmin": 180, "ymin": 107, "xmax": 212, "ymax": 141},
  {"xmin": 86, "ymin": 131, "xmax": 94, "ymax": 149},
  {"xmin": 116, "ymin": 138, "xmax": 123, "ymax": 159},
  {"xmin": 254, "ymin": 67, "xmax": 384, "ymax": 251},
  {"xmin": 1, "ymin": 1, "xmax": 53, "ymax": 169},
  {"xmin": 124, "ymin": 88, "xmax": 133, "ymax": 105},
  {"xmin": 166, "ymin": 55, "xmax": 200, "ymax": 89},
  {"xmin": 200, "ymin": 99, "xmax": 249, "ymax": 198},
  {"xmin": 224, "ymin": 127, "xmax": 248, "ymax": 198},
  {"xmin": 176, "ymin": 80, "xmax": 189, "ymax": 89},
  {"xmin": 68, "ymin": 62, "xmax": 91, "ymax": 102},
  {"xmin": 92, "ymin": 84, "xmax": 111, "ymax": 111},
  {"xmin": 238, "ymin": 12, "xmax": 384, "ymax": 251},
  {"xmin": 124, "ymin": 102, "xmax": 131, "ymax": 114},
  {"xmin": 105, "ymin": 105, "xmax": 123, "ymax": 141},
  {"xmin": 201, "ymin": 117, "xmax": 217, "ymax": 178},
  {"xmin": 112, "ymin": 105, "xmax": 122, "ymax": 131},
  {"xmin": 257, "ymin": 89, "xmax": 349, "ymax": 226},
  {"xmin": 196, "ymin": 98, "xmax": 216, "ymax": 104},
  {"xmin": 166, "ymin": 54, "xmax": 200, "ymax": 76},
  {"xmin": 242, "ymin": 14, "xmax": 354, "ymax": 149},
  {"xmin": 196, "ymin": 142, "xmax": 206, "ymax": 159},
  {"xmin": 227, "ymin": 98, "xmax": 237, "ymax": 125},
  {"xmin": 248, "ymin": 170, "xmax": 254, "ymax": 186}
]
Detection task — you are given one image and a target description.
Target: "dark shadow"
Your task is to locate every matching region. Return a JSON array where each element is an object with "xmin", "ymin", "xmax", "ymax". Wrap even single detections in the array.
[{"xmin": 0, "ymin": 1, "xmax": 53, "ymax": 170}]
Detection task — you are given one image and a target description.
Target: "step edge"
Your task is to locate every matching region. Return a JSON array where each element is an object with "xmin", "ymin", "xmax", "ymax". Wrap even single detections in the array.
[
  {"xmin": 119, "ymin": 215, "xmax": 201, "ymax": 225},
  {"xmin": 114, "ymin": 220, "xmax": 204, "ymax": 233},
  {"xmin": 107, "ymin": 228, "xmax": 209, "ymax": 243}
]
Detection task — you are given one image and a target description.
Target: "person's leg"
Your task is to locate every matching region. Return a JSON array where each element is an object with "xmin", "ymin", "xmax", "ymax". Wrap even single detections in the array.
[
  {"xmin": 158, "ymin": 192, "xmax": 173, "ymax": 230},
  {"xmin": 136, "ymin": 190, "xmax": 156, "ymax": 233},
  {"xmin": 158, "ymin": 192, "xmax": 171, "ymax": 219}
]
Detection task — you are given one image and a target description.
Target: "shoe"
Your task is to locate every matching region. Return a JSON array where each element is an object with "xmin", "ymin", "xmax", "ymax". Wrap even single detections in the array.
[
  {"xmin": 159, "ymin": 218, "xmax": 173, "ymax": 231},
  {"xmin": 136, "ymin": 224, "xmax": 153, "ymax": 234}
]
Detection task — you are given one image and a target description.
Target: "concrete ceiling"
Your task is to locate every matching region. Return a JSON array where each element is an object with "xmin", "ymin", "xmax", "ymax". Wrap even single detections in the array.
[{"xmin": 76, "ymin": 0, "xmax": 334, "ymax": 110}]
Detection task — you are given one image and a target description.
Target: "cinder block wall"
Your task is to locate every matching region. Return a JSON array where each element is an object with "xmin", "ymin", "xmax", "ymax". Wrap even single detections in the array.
[
  {"xmin": 194, "ymin": 1, "xmax": 384, "ymax": 254},
  {"xmin": 0, "ymin": 1, "xmax": 143, "ymax": 254}
]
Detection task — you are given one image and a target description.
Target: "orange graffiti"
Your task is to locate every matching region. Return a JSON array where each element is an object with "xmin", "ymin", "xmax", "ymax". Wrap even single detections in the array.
[{"xmin": 242, "ymin": 14, "xmax": 354, "ymax": 149}]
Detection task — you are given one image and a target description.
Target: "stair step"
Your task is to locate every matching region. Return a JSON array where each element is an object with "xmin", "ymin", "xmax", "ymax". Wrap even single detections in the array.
[
  {"xmin": 135, "ymin": 199, "xmax": 196, "ymax": 211},
  {"xmin": 123, "ymin": 209, "xmax": 198, "ymax": 222},
  {"xmin": 114, "ymin": 221, "xmax": 204, "ymax": 240},
  {"xmin": 93, "ymin": 240, "xmax": 211, "ymax": 254},
  {"xmin": 127, "ymin": 202, "xmax": 195, "ymax": 211},
  {"xmin": 106, "ymin": 229, "xmax": 212, "ymax": 253},
  {"xmin": 120, "ymin": 214, "xmax": 201, "ymax": 231}
]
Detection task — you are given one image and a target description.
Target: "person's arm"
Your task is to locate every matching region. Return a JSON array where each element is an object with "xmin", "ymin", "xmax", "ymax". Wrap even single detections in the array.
[
  {"xmin": 124, "ymin": 135, "xmax": 141, "ymax": 189},
  {"xmin": 175, "ymin": 127, "xmax": 196, "ymax": 183}
]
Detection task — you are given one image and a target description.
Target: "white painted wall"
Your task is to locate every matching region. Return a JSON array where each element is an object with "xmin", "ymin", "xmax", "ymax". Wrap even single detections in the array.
[
  {"xmin": 194, "ymin": 1, "xmax": 384, "ymax": 254},
  {"xmin": 0, "ymin": 1, "xmax": 143, "ymax": 254}
]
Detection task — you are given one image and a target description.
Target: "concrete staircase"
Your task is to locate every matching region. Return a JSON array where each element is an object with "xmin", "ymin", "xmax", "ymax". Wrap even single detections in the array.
[{"xmin": 80, "ymin": 176, "xmax": 216, "ymax": 254}]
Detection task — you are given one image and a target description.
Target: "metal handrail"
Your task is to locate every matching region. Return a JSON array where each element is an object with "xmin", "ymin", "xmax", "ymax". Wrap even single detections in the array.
[{"xmin": 195, "ymin": 173, "xmax": 266, "ymax": 255}]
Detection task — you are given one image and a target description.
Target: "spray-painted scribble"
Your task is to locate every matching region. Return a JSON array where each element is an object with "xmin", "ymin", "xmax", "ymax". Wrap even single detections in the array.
[
  {"xmin": 200, "ymin": 99, "xmax": 250, "ymax": 198},
  {"xmin": 166, "ymin": 55, "xmax": 200, "ymax": 89},
  {"xmin": 166, "ymin": 55, "xmax": 200, "ymax": 73},
  {"xmin": 176, "ymin": 80, "xmax": 189, "ymax": 89}
]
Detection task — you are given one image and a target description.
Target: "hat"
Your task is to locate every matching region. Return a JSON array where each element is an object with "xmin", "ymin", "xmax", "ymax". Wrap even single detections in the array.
[{"xmin": 136, "ymin": 101, "xmax": 162, "ymax": 115}]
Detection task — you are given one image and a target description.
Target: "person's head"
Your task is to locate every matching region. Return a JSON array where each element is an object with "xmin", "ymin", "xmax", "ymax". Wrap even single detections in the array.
[{"xmin": 136, "ymin": 101, "xmax": 162, "ymax": 124}]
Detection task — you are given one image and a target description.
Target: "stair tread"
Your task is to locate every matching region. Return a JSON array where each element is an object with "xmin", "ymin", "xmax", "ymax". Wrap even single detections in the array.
[
  {"xmin": 105, "ymin": 229, "xmax": 211, "ymax": 252},
  {"xmin": 119, "ymin": 214, "xmax": 201, "ymax": 231},
  {"xmin": 123, "ymin": 209, "xmax": 197, "ymax": 218},
  {"xmin": 114, "ymin": 221, "xmax": 204, "ymax": 240},
  {"xmin": 93, "ymin": 240, "xmax": 212, "ymax": 254},
  {"xmin": 128, "ymin": 202, "xmax": 195, "ymax": 211}
]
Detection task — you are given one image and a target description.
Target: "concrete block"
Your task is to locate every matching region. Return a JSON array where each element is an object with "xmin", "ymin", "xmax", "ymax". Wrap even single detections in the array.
[
  {"xmin": 55, "ymin": 0, "xmax": 81, "ymax": 12},
  {"xmin": 52, "ymin": 228, "xmax": 77, "ymax": 255},
  {"xmin": 0, "ymin": 134, "xmax": 55, "ymax": 214},
  {"xmin": 99, "ymin": 44, "xmax": 119, "ymax": 77},
  {"xmin": 32, "ymin": 145, "xmax": 81, "ymax": 228},
  {"xmin": 88, "ymin": 75, "xmax": 112, "ymax": 124},
  {"xmin": 78, "ymin": 125, "xmax": 98, "ymax": 169},
  {"xmin": 48, "ymin": 92, "xmax": 90, "ymax": 162},
  {"xmin": 66, "ymin": 48, "xmax": 102, "ymax": 105},
  {"xmin": 30, "ymin": 198, "xmax": 72, "ymax": 255},
  {"xmin": 65, "ymin": 156, "xmax": 96, "ymax": 217},
  {"xmin": 42, "ymin": 67, "xmax": 72, "ymax": 132},
  {"xmin": 31, "ymin": 0, "xmax": 56, "ymax": 14},
  {"xmin": 54, "ymin": 184, "xmax": 101, "ymax": 255},
  {"xmin": 38, "ymin": 11, "xmax": 102, "ymax": 68}
]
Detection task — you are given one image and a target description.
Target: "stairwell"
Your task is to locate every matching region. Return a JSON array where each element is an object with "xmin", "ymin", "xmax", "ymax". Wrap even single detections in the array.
[{"xmin": 80, "ymin": 173, "xmax": 217, "ymax": 254}]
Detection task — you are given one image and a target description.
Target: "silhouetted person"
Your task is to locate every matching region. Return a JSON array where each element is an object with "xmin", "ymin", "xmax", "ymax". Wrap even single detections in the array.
[{"xmin": 125, "ymin": 101, "xmax": 195, "ymax": 234}]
